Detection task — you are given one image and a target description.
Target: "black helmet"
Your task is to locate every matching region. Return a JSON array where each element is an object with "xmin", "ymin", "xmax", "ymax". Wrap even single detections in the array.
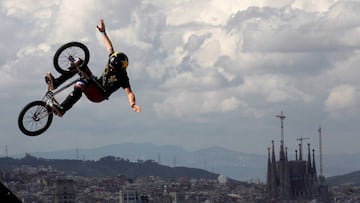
[{"xmin": 109, "ymin": 52, "xmax": 128, "ymax": 69}]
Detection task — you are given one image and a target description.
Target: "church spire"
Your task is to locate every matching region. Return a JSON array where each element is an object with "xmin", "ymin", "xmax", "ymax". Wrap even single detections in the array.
[
  {"xmin": 271, "ymin": 140, "xmax": 277, "ymax": 198},
  {"xmin": 312, "ymin": 149, "xmax": 317, "ymax": 179},
  {"xmin": 267, "ymin": 147, "xmax": 271, "ymax": 187}
]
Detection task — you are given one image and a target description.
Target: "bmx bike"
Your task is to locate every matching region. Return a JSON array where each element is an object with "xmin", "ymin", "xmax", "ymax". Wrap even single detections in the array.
[{"xmin": 18, "ymin": 42, "xmax": 92, "ymax": 136}]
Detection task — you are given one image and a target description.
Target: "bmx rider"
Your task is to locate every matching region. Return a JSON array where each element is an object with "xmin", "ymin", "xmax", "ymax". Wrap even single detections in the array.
[{"xmin": 45, "ymin": 19, "xmax": 141, "ymax": 117}]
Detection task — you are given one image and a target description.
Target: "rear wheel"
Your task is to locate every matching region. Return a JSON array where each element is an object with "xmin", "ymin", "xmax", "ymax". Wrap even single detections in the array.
[
  {"xmin": 53, "ymin": 42, "xmax": 90, "ymax": 74},
  {"xmin": 18, "ymin": 101, "xmax": 53, "ymax": 136}
]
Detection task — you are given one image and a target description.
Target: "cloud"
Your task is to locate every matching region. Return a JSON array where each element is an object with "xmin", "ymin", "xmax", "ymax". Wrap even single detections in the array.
[
  {"xmin": 292, "ymin": 0, "xmax": 338, "ymax": 12},
  {"xmin": 325, "ymin": 84, "xmax": 359, "ymax": 117},
  {"xmin": 17, "ymin": 43, "xmax": 51, "ymax": 58},
  {"xmin": 153, "ymin": 90, "xmax": 242, "ymax": 119},
  {"xmin": 1, "ymin": 0, "xmax": 57, "ymax": 19},
  {"xmin": 3, "ymin": 0, "xmax": 360, "ymax": 156},
  {"xmin": 134, "ymin": 0, "xmax": 360, "ymax": 120},
  {"xmin": 240, "ymin": 73, "xmax": 313, "ymax": 104}
]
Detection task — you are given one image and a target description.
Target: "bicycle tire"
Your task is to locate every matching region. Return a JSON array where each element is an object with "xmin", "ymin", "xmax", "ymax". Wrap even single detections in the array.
[
  {"xmin": 53, "ymin": 42, "xmax": 90, "ymax": 74},
  {"xmin": 18, "ymin": 101, "xmax": 53, "ymax": 136}
]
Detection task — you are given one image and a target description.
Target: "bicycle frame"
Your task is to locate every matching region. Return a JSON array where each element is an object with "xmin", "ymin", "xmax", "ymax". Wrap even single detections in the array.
[
  {"xmin": 42, "ymin": 67, "xmax": 106, "ymax": 112},
  {"xmin": 43, "ymin": 77, "xmax": 78, "ymax": 109}
]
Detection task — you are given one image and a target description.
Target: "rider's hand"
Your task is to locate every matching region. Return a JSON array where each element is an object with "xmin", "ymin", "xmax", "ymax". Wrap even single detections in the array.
[
  {"xmin": 96, "ymin": 19, "xmax": 106, "ymax": 33},
  {"xmin": 131, "ymin": 104, "xmax": 141, "ymax": 112}
]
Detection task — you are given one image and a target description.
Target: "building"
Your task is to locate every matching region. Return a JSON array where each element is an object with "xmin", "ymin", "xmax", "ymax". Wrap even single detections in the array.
[
  {"xmin": 267, "ymin": 140, "xmax": 319, "ymax": 201},
  {"xmin": 266, "ymin": 112, "xmax": 331, "ymax": 202},
  {"xmin": 119, "ymin": 189, "xmax": 149, "ymax": 203},
  {"xmin": 54, "ymin": 179, "xmax": 76, "ymax": 203},
  {"xmin": 169, "ymin": 192, "xmax": 186, "ymax": 203}
]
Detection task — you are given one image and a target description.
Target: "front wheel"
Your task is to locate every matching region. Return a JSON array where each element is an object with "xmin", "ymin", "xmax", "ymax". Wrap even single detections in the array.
[
  {"xmin": 53, "ymin": 42, "xmax": 90, "ymax": 74},
  {"xmin": 18, "ymin": 101, "xmax": 53, "ymax": 136}
]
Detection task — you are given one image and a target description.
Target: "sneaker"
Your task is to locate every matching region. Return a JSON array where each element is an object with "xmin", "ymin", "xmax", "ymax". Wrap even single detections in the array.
[
  {"xmin": 69, "ymin": 58, "xmax": 83, "ymax": 70},
  {"xmin": 74, "ymin": 58, "xmax": 83, "ymax": 67},
  {"xmin": 45, "ymin": 72, "xmax": 58, "ymax": 91},
  {"xmin": 50, "ymin": 103, "xmax": 64, "ymax": 117}
]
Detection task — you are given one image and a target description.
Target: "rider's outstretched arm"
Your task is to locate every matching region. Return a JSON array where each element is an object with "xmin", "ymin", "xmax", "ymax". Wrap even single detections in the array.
[
  {"xmin": 97, "ymin": 19, "xmax": 114, "ymax": 55},
  {"xmin": 124, "ymin": 87, "xmax": 141, "ymax": 112}
]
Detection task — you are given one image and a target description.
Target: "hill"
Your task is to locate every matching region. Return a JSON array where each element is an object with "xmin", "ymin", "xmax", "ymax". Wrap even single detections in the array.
[
  {"xmin": 25, "ymin": 143, "xmax": 267, "ymax": 181},
  {"xmin": 12, "ymin": 143, "xmax": 360, "ymax": 181},
  {"xmin": 327, "ymin": 170, "xmax": 360, "ymax": 186},
  {"xmin": 0, "ymin": 154, "xmax": 220, "ymax": 180}
]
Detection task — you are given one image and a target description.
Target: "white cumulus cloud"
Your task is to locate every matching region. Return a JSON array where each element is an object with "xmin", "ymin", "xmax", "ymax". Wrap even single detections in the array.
[{"xmin": 325, "ymin": 84, "xmax": 359, "ymax": 117}]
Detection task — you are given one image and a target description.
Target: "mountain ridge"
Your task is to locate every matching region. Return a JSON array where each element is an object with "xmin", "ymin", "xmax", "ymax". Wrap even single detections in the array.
[
  {"xmin": 327, "ymin": 170, "xmax": 360, "ymax": 186},
  {"xmin": 11, "ymin": 143, "xmax": 360, "ymax": 181},
  {"xmin": 0, "ymin": 154, "xmax": 223, "ymax": 181},
  {"xmin": 15, "ymin": 143, "xmax": 266, "ymax": 181}
]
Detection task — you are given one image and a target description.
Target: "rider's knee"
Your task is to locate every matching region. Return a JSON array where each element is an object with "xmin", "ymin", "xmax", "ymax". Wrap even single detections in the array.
[{"xmin": 74, "ymin": 81, "xmax": 86, "ymax": 90}]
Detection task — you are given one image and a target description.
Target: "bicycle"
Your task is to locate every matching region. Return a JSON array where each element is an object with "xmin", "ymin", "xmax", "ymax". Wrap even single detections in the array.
[{"xmin": 18, "ymin": 42, "xmax": 95, "ymax": 136}]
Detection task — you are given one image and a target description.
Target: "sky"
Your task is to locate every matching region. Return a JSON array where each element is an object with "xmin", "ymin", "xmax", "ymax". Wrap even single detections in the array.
[{"xmin": 1, "ymin": 0, "xmax": 360, "ymax": 157}]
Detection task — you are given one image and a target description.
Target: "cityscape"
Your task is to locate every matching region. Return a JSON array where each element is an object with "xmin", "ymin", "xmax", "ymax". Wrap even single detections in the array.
[
  {"xmin": 1, "ymin": 164, "xmax": 266, "ymax": 203},
  {"xmin": 0, "ymin": 156, "xmax": 360, "ymax": 203},
  {"xmin": 1, "ymin": 112, "xmax": 360, "ymax": 202}
]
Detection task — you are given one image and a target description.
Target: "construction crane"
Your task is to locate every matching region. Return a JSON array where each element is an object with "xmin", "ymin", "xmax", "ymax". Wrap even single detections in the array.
[
  {"xmin": 297, "ymin": 137, "xmax": 310, "ymax": 160},
  {"xmin": 318, "ymin": 127, "xmax": 325, "ymax": 183},
  {"xmin": 276, "ymin": 111, "xmax": 286, "ymax": 144}
]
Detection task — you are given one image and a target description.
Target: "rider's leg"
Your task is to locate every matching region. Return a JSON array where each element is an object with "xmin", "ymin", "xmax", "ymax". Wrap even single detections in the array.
[
  {"xmin": 70, "ymin": 58, "xmax": 93, "ymax": 77},
  {"xmin": 45, "ymin": 72, "xmax": 76, "ymax": 91},
  {"xmin": 51, "ymin": 80, "xmax": 87, "ymax": 117},
  {"xmin": 61, "ymin": 88, "xmax": 83, "ymax": 112},
  {"xmin": 45, "ymin": 57, "xmax": 84, "ymax": 91}
]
